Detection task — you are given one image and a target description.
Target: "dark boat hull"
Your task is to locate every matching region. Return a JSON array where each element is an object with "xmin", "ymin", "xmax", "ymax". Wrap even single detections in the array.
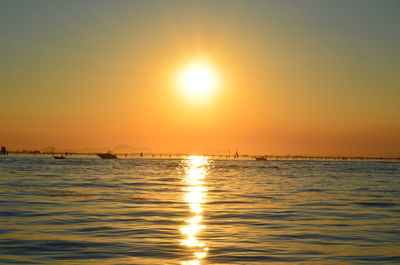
[{"xmin": 97, "ymin": 153, "xmax": 117, "ymax": 159}]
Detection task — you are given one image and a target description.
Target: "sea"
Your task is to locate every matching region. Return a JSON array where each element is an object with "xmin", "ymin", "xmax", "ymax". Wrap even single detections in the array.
[{"xmin": 1, "ymin": 155, "xmax": 400, "ymax": 265}]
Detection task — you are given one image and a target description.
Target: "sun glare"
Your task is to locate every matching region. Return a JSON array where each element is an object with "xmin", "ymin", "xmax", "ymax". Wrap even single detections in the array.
[
  {"xmin": 180, "ymin": 156, "xmax": 209, "ymax": 265},
  {"xmin": 177, "ymin": 61, "xmax": 220, "ymax": 103}
]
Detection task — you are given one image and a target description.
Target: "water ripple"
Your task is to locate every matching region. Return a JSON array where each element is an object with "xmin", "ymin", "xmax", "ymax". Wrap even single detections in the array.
[{"xmin": 0, "ymin": 156, "xmax": 399, "ymax": 264}]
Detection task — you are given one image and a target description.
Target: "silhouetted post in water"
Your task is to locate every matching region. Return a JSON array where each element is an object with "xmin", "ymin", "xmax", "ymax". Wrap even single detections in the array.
[{"xmin": 140, "ymin": 152, "xmax": 143, "ymax": 158}]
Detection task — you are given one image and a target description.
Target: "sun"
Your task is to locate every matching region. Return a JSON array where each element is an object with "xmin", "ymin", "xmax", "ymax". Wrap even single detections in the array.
[
  {"xmin": 183, "ymin": 66, "xmax": 213, "ymax": 95},
  {"xmin": 177, "ymin": 61, "xmax": 220, "ymax": 104}
]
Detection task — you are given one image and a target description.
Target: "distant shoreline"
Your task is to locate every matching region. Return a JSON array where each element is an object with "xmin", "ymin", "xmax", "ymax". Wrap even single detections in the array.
[{"xmin": 2, "ymin": 151, "xmax": 399, "ymax": 162}]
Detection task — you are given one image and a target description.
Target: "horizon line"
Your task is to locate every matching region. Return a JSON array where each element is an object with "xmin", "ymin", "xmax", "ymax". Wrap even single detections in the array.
[{"xmin": 3, "ymin": 150, "xmax": 400, "ymax": 161}]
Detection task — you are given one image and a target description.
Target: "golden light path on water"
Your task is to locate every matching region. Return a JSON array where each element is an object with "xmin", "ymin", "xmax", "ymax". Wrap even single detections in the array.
[{"xmin": 180, "ymin": 156, "xmax": 209, "ymax": 265}]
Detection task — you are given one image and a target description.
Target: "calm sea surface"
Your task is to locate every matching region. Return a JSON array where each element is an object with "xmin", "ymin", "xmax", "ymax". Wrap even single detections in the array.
[{"xmin": 1, "ymin": 155, "xmax": 400, "ymax": 265}]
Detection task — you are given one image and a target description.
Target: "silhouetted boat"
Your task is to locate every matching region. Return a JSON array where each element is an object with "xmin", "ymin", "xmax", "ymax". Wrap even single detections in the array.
[
  {"xmin": 0, "ymin": 145, "xmax": 8, "ymax": 155},
  {"xmin": 53, "ymin": 155, "xmax": 65, "ymax": 159},
  {"xmin": 255, "ymin": 156, "xmax": 267, "ymax": 161},
  {"xmin": 97, "ymin": 152, "xmax": 117, "ymax": 159}
]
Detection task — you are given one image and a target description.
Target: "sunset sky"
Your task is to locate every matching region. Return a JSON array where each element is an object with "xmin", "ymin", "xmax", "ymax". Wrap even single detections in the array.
[{"xmin": 1, "ymin": 0, "xmax": 399, "ymax": 156}]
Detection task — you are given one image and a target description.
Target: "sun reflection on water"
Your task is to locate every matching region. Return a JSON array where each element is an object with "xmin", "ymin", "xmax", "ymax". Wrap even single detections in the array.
[{"xmin": 180, "ymin": 156, "xmax": 209, "ymax": 265}]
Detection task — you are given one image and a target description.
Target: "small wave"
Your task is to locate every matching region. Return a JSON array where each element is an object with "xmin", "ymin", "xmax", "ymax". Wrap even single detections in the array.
[
  {"xmin": 356, "ymin": 201, "xmax": 399, "ymax": 207},
  {"xmin": 300, "ymin": 188, "xmax": 328, "ymax": 192}
]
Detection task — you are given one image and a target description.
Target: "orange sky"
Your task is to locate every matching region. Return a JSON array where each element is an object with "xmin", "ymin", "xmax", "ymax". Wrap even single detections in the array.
[{"xmin": 1, "ymin": 1, "xmax": 399, "ymax": 156}]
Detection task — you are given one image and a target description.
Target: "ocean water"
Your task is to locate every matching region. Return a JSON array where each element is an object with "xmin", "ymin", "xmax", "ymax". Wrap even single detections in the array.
[{"xmin": 1, "ymin": 155, "xmax": 400, "ymax": 265}]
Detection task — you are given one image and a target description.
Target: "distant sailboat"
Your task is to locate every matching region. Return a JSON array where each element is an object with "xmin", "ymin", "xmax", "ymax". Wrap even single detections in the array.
[
  {"xmin": 51, "ymin": 147, "xmax": 65, "ymax": 159},
  {"xmin": 234, "ymin": 149, "xmax": 239, "ymax": 159}
]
